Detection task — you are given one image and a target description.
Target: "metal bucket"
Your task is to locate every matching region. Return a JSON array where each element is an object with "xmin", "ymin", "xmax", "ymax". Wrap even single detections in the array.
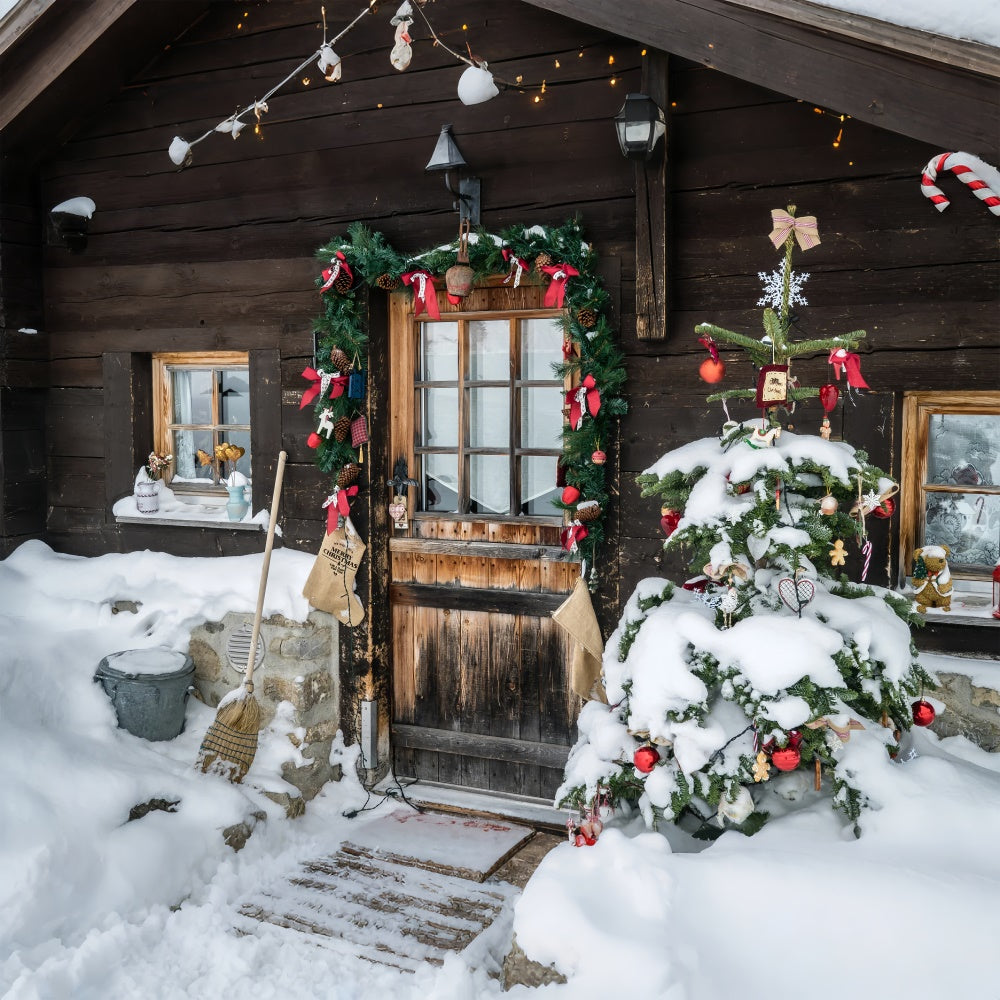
[{"xmin": 94, "ymin": 648, "xmax": 195, "ymax": 741}]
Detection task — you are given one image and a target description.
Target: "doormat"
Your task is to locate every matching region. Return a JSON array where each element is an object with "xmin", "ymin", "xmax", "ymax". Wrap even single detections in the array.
[
  {"xmin": 236, "ymin": 843, "xmax": 518, "ymax": 972},
  {"xmin": 342, "ymin": 807, "xmax": 535, "ymax": 882}
]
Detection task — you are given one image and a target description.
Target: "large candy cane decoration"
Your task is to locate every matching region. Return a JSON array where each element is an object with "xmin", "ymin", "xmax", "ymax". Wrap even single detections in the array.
[{"xmin": 920, "ymin": 152, "xmax": 1000, "ymax": 216}]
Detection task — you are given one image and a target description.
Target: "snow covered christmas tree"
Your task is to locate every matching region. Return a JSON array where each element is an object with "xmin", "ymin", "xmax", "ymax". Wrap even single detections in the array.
[{"xmin": 559, "ymin": 207, "xmax": 932, "ymax": 836}]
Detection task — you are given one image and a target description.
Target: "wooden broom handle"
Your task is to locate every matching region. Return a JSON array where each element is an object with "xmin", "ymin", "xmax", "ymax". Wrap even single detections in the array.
[{"xmin": 245, "ymin": 450, "xmax": 287, "ymax": 688}]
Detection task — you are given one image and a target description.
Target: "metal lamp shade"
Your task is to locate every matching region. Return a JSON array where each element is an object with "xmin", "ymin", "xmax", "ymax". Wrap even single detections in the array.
[
  {"xmin": 614, "ymin": 93, "xmax": 666, "ymax": 159},
  {"xmin": 425, "ymin": 124, "xmax": 468, "ymax": 172}
]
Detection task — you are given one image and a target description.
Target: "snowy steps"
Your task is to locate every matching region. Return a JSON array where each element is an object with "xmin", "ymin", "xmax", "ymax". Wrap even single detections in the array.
[{"xmin": 235, "ymin": 845, "xmax": 518, "ymax": 972}]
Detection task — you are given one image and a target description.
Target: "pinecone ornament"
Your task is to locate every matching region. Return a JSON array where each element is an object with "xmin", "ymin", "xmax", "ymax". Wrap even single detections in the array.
[
  {"xmin": 577, "ymin": 307, "xmax": 597, "ymax": 329},
  {"xmin": 534, "ymin": 251, "xmax": 553, "ymax": 274},
  {"xmin": 334, "ymin": 415, "xmax": 352, "ymax": 442},
  {"xmin": 575, "ymin": 501, "xmax": 602, "ymax": 523},
  {"xmin": 337, "ymin": 462, "xmax": 361, "ymax": 488},
  {"xmin": 329, "ymin": 348, "xmax": 351, "ymax": 373},
  {"xmin": 376, "ymin": 273, "xmax": 400, "ymax": 291},
  {"xmin": 333, "ymin": 269, "xmax": 353, "ymax": 294}
]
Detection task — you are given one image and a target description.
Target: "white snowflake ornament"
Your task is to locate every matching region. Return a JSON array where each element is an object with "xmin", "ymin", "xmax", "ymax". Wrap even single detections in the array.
[{"xmin": 757, "ymin": 268, "xmax": 809, "ymax": 311}]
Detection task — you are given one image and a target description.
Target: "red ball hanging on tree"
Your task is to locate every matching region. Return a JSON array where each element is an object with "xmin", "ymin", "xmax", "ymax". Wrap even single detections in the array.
[
  {"xmin": 633, "ymin": 745, "xmax": 660, "ymax": 773},
  {"xmin": 561, "ymin": 485, "xmax": 581, "ymax": 505},
  {"xmin": 912, "ymin": 699, "xmax": 936, "ymax": 727},
  {"xmin": 871, "ymin": 497, "xmax": 895, "ymax": 519},
  {"xmin": 591, "ymin": 449, "xmax": 607, "ymax": 465},
  {"xmin": 307, "ymin": 432, "xmax": 322, "ymax": 449},
  {"xmin": 697, "ymin": 335, "xmax": 725, "ymax": 384},
  {"xmin": 771, "ymin": 746, "xmax": 801, "ymax": 771}
]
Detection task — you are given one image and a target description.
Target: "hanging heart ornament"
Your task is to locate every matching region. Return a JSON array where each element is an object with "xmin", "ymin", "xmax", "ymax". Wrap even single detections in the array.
[{"xmin": 778, "ymin": 576, "xmax": 816, "ymax": 611}]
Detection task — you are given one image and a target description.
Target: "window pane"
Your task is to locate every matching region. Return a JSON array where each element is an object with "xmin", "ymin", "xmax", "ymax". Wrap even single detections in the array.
[
  {"xmin": 926, "ymin": 414, "xmax": 1000, "ymax": 486},
  {"xmin": 421, "ymin": 387, "xmax": 459, "ymax": 447},
  {"xmin": 420, "ymin": 322, "xmax": 458, "ymax": 381},
  {"xmin": 469, "ymin": 388, "xmax": 509, "ymax": 448},
  {"xmin": 423, "ymin": 454, "xmax": 458, "ymax": 513},
  {"xmin": 220, "ymin": 370, "xmax": 251, "ymax": 425},
  {"xmin": 172, "ymin": 429, "xmax": 216, "ymax": 483},
  {"xmin": 470, "ymin": 455, "xmax": 510, "ymax": 514},
  {"xmin": 521, "ymin": 456, "xmax": 559, "ymax": 515},
  {"xmin": 925, "ymin": 491, "xmax": 1000, "ymax": 569},
  {"xmin": 469, "ymin": 320, "xmax": 510, "ymax": 380},
  {"xmin": 171, "ymin": 369, "xmax": 213, "ymax": 425},
  {"xmin": 520, "ymin": 318, "xmax": 562, "ymax": 381},
  {"xmin": 223, "ymin": 430, "xmax": 252, "ymax": 482},
  {"xmin": 520, "ymin": 387, "xmax": 563, "ymax": 450}
]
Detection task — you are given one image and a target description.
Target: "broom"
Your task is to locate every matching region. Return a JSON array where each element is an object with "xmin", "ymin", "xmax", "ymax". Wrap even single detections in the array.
[{"xmin": 198, "ymin": 450, "xmax": 287, "ymax": 782}]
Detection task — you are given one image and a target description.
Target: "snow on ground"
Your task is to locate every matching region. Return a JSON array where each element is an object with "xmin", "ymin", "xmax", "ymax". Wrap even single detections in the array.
[{"xmin": 2, "ymin": 541, "xmax": 1000, "ymax": 999}]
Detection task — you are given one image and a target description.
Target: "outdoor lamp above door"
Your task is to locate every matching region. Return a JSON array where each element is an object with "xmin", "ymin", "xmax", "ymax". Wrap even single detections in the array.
[{"xmin": 614, "ymin": 93, "xmax": 666, "ymax": 159}]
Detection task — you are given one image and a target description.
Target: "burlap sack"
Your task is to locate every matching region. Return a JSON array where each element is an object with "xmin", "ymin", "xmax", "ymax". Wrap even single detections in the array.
[
  {"xmin": 552, "ymin": 576, "xmax": 607, "ymax": 703},
  {"xmin": 302, "ymin": 517, "xmax": 365, "ymax": 627}
]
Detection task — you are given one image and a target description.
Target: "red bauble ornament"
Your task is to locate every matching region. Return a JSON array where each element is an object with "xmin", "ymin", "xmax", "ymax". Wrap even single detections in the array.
[
  {"xmin": 591, "ymin": 449, "xmax": 607, "ymax": 465},
  {"xmin": 819, "ymin": 383, "xmax": 840, "ymax": 413},
  {"xmin": 699, "ymin": 358, "xmax": 726, "ymax": 384},
  {"xmin": 871, "ymin": 497, "xmax": 896, "ymax": 519},
  {"xmin": 912, "ymin": 700, "xmax": 936, "ymax": 727},
  {"xmin": 787, "ymin": 729, "xmax": 803, "ymax": 749},
  {"xmin": 660, "ymin": 508, "xmax": 681, "ymax": 537},
  {"xmin": 561, "ymin": 485, "xmax": 581, "ymax": 505},
  {"xmin": 771, "ymin": 747, "xmax": 801, "ymax": 772},
  {"xmin": 307, "ymin": 432, "xmax": 321, "ymax": 449},
  {"xmin": 633, "ymin": 745, "xmax": 660, "ymax": 773}
]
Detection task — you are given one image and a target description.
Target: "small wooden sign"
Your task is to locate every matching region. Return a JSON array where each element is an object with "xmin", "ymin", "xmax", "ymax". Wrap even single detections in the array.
[{"xmin": 756, "ymin": 364, "xmax": 789, "ymax": 408}]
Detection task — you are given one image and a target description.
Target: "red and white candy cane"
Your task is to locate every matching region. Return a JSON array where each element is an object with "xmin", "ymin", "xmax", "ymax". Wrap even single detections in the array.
[{"xmin": 920, "ymin": 152, "xmax": 1000, "ymax": 217}]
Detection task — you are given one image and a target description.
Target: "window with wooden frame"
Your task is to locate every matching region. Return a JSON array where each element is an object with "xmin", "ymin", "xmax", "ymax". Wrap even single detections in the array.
[
  {"xmin": 901, "ymin": 391, "xmax": 1000, "ymax": 583},
  {"xmin": 152, "ymin": 352, "xmax": 252, "ymax": 494},
  {"xmin": 393, "ymin": 305, "xmax": 566, "ymax": 521}
]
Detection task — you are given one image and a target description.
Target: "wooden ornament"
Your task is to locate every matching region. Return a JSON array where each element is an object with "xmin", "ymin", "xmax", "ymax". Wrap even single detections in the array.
[{"xmin": 755, "ymin": 364, "xmax": 789, "ymax": 407}]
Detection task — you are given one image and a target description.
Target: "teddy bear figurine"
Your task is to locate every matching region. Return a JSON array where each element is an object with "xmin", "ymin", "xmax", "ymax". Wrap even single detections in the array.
[{"xmin": 911, "ymin": 544, "xmax": 953, "ymax": 613}]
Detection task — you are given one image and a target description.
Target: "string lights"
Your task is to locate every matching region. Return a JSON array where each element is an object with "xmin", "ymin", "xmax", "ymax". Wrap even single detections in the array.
[{"xmin": 167, "ymin": 0, "xmax": 624, "ymax": 166}]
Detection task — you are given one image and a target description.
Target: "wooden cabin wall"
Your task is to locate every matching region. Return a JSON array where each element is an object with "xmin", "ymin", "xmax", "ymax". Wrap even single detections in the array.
[
  {"xmin": 617, "ymin": 59, "xmax": 999, "ymax": 610},
  {"xmin": 0, "ymin": 166, "xmax": 47, "ymax": 556},
  {"xmin": 35, "ymin": 0, "xmax": 639, "ymax": 572}
]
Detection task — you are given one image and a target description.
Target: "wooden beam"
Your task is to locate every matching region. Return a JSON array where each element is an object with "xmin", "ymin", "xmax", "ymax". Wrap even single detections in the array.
[
  {"xmin": 0, "ymin": 0, "xmax": 141, "ymax": 133},
  {"xmin": 390, "ymin": 537, "xmax": 565, "ymax": 561},
  {"xmin": 392, "ymin": 724, "xmax": 571, "ymax": 769},
  {"xmin": 390, "ymin": 583, "xmax": 566, "ymax": 616},
  {"xmin": 721, "ymin": 0, "xmax": 1000, "ymax": 78},
  {"xmin": 523, "ymin": 0, "xmax": 1000, "ymax": 156},
  {"xmin": 635, "ymin": 49, "xmax": 669, "ymax": 340}
]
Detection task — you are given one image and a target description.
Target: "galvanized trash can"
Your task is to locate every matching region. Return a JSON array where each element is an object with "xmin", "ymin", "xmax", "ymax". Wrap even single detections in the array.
[{"xmin": 94, "ymin": 648, "xmax": 195, "ymax": 741}]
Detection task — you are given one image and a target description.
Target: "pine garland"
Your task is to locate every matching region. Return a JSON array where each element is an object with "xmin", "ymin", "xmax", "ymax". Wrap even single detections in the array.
[{"xmin": 307, "ymin": 219, "xmax": 627, "ymax": 575}]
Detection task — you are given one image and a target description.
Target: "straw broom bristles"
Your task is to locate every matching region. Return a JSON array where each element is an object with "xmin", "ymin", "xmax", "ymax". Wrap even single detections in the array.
[{"xmin": 197, "ymin": 682, "xmax": 262, "ymax": 782}]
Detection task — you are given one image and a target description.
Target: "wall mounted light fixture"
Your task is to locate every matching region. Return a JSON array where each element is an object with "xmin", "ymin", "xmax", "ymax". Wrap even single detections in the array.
[
  {"xmin": 614, "ymin": 93, "xmax": 666, "ymax": 159},
  {"xmin": 49, "ymin": 196, "xmax": 96, "ymax": 253},
  {"xmin": 425, "ymin": 124, "xmax": 481, "ymax": 225}
]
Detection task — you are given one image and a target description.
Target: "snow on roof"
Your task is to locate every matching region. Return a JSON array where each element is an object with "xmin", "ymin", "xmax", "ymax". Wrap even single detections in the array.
[{"xmin": 810, "ymin": 0, "xmax": 1000, "ymax": 47}]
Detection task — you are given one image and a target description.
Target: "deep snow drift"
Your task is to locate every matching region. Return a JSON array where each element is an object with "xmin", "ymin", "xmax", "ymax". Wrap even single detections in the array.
[{"xmin": 1, "ymin": 541, "xmax": 999, "ymax": 999}]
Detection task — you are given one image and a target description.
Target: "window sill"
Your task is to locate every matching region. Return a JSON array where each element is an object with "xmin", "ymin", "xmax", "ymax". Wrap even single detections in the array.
[
  {"xmin": 905, "ymin": 582, "xmax": 999, "ymax": 628},
  {"xmin": 112, "ymin": 488, "xmax": 266, "ymax": 532}
]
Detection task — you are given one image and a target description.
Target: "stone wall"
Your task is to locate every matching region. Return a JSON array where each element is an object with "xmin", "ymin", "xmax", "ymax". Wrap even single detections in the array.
[
  {"xmin": 930, "ymin": 669, "xmax": 1000, "ymax": 752},
  {"xmin": 188, "ymin": 610, "xmax": 341, "ymax": 801}
]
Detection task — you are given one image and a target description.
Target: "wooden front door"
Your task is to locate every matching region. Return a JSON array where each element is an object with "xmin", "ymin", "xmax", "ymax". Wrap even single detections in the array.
[{"xmin": 388, "ymin": 284, "xmax": 581, "ymax": 800}]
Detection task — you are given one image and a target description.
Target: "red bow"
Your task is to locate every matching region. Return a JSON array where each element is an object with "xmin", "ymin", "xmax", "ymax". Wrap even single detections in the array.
[
  {"xmin": 502, "ymin": 249, "xmax": 529, "ymax": 287},
  {"xmin": 319, "ymin": 251, "xmax": 353, "ymax": 293},
  {"xmin": 565, "ymin": 375, "xmax": 601, "ymax": 430},
  {"xmin": 300, "ymin": 368, "xmax": 348, "ymax": 409},
  {"xmin": 560, "ymin": 521, "xmax": 588, "ymax": 553},
  {"xmin": 401, "ymin": 270, "xmax": 439, "ymax": 319},
  {"xmin": 322, "ymin": 485, "xmax": 358, "ymax": 532},
  {"xmin": 827, "ymin": 349, "xmax": 870, "ymax": 389},
  {"xmin": 541, "ymin": 263, "xmax": 580, "ymax": 308}
]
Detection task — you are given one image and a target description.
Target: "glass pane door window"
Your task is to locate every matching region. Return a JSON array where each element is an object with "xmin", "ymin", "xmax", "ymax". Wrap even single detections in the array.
[
  {"xmin": 154, "ymin": 355, "xmax": 252, "ymax": 492},
  {"xmin": 921, "ymin": 411, "xmax": 1000, "ymax": 572},
  {"xmin": 415, "ymin": 315, "xmax": 563, "ymax": 517}
]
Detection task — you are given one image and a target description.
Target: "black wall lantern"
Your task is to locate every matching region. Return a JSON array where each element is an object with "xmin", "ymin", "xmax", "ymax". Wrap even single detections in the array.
[
  {"xmin": 614, "ymin": 93, "xmax": 666, "ymax": 159},
  {"xmin": 425, "ymin": 124, "xmax": 481, "ymax": 225},
  {"xmin": 48, "ymin": 197, "xmax": 96, "ymax": 253}
]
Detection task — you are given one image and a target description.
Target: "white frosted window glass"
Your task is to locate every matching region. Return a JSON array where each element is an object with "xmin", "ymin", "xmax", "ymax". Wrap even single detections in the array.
[
  {"xmin": 520, "ymin": 318, "xmax": 562, "ymax": 381},
  {"xmin": 470, "ymin": 455, "xmax": 510, "ymax": 514},
  {"xmin": 469, "ymin": 388, "xmax": 509, "ymax": 448},
  {"xmin": 422, "ymin": 387, "xmax": 459, "ymax": 447},
  {"xmin": 522, "ymin": 456, "xmax": 559, "ymax": 515},
  {"xmin": 469, "ymin": 320, "xmax": 509, "ymax": 380},
  {"xmin": 423, "ymin": 454, "xmax": 458, "ymax": 513},
  {"xmin": 420, "ymin": 322, "xmax": 458, "ymax": 381},
  {"xmin": 171, "ymin": 369, "xmax": 213, "ymax": 425},
  {"xmin": 521, "ymin": 387, "xmax": 563, "ymax": 450}
]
